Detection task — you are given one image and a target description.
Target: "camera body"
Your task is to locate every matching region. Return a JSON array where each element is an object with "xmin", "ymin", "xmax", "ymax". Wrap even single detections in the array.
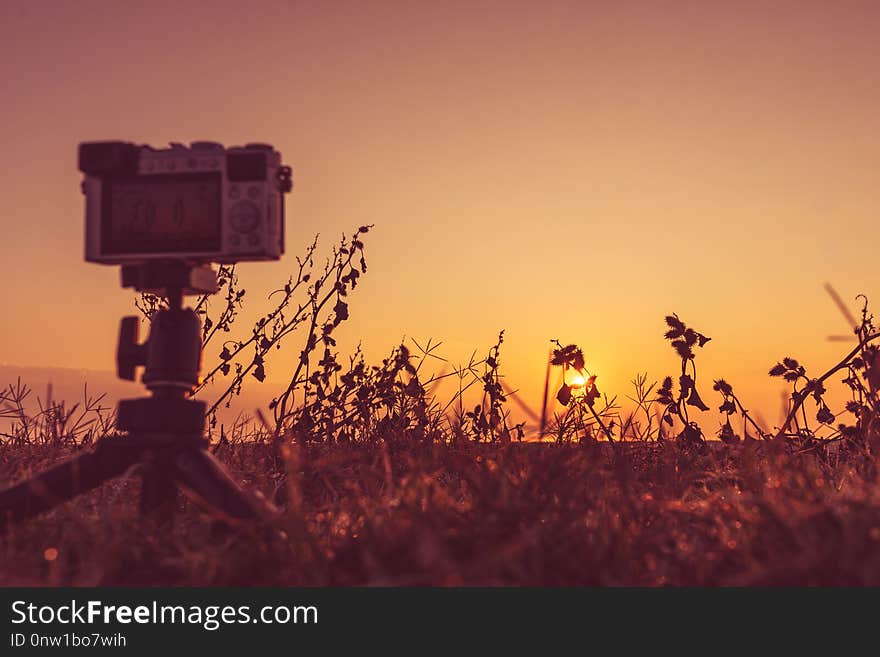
[{"xmin": 79, "ymin": 141, "xmax": 292, "ymax": 264}]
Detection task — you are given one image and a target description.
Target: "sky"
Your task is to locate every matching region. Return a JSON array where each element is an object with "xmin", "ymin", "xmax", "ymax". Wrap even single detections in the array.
[{"xmin": 2, "ymin": 0, "xmax": 880, "ymax": 434}]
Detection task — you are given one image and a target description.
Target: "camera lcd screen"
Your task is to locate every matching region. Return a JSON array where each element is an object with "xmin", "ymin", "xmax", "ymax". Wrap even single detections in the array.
[{"xmin": 102, "ymin": 172, "xmax": 222, "ymax": 254}]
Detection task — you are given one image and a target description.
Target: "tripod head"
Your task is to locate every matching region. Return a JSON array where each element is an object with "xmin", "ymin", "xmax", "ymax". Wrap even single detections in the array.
[
  {"xmin": 114, "ymin": 260, "xmax": 220, "ymax": 435},
  {"xmin": 116, "ymin": 261, "xmax": 216, "ymax": 393}
]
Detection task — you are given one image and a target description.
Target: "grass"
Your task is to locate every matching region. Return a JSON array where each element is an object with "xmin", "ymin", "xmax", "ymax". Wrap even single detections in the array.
[{"xmin": 2, "ymin": 438, "xmax": 880, "ymax": 585}]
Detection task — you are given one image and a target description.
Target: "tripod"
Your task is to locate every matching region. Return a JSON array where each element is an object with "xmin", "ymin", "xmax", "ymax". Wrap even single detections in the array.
[{"xmin": 0, "ymin": 261, "xmax": 277, "ymax": 530}]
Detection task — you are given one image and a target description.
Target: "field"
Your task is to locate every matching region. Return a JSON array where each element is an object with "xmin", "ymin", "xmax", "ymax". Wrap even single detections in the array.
[
  {"xmin": 2, "ymin": 438, "xmax": 880, "ymax": 586},
  {"xmin": 4, "ymin": 229, "xmax": 880, "ymax": 586}
]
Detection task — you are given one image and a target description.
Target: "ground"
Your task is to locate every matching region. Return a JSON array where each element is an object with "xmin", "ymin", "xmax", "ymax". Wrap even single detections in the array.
[{"xmin": 2, "ymin": 440, "xmax": 880, "ymax": 586}]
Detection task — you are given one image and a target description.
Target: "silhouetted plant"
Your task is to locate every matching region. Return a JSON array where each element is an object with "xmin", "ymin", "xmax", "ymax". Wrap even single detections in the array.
[
  {"xmin": 125, "ymin": 239, "xmax": 518, "ymax": 447},
  {"xmin": 271, "ymin": 330, "xmax": 519, "ymax": 446},
  {"xmin": 461, "ymin": 331, "xmax": 511, "ymax": 442},
  {"xmin": 712, "ymin": 379, "xmax": 768, "ymax": 443},
  {"xmin": 0, "ymin": 379, "xmax": 113, "ymax": 447},
  {"xmin": 545, "ymin": 341, "xmax": 616, "ymax": 445},
  {"xmin": 619, "ymin": 373, "xmax": 659, "ymax": 441},
  {"xmin": 63, "ymin": 262, "xmax": 880, "ymax": 457},
  {"xmin": 771, "ymin": 295, "xmax": 880, "ymax": 447},
  {"xmin": 135, "ymin": 227, "xmax": 373, "ymax": 435},
  {"xmin": 657, "ymin": 314, "xmax": 711, "ymax": 445}
]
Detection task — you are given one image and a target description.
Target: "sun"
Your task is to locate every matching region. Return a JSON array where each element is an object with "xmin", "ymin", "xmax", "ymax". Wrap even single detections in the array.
[{"xmin": 567, "ymin": 371, "xmax": 587, "ymax": 388}]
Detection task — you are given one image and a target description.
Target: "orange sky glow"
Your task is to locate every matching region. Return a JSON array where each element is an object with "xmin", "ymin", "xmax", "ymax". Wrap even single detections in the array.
[{"xmin": 2, "ymin": 0, "xmax": 880, "ymax": 436}]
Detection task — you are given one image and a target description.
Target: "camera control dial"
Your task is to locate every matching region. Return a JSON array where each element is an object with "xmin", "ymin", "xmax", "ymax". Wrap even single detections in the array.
[{"xmin": 230, "ymin": 200, "xmax": 260, "ymax": 233}]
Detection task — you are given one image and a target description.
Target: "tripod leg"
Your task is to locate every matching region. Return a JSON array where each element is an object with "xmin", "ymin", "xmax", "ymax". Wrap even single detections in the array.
[
  {"xmin": 173, "ymin": 447, "xmax": 278, "ymax": 522},
  {"xmin": 0, "ymin": 436, "xmax": 142, "ymax": 530},
  {"xmin": 139, "ymin": 449, "xmax": 178, "ymax": 525}
]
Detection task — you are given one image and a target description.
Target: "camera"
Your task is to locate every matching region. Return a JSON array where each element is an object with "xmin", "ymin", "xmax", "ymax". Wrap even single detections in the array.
[{"xmin": 79, "ymin": 140, "xmax": 292, "ymax": 264}]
